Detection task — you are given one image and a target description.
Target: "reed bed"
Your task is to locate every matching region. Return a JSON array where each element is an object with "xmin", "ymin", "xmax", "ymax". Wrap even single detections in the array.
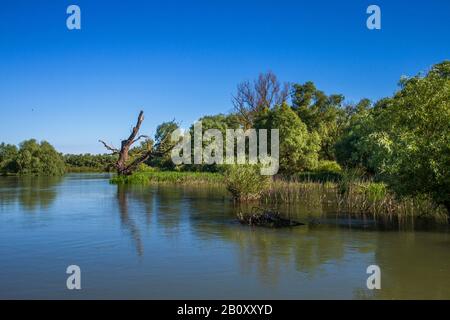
[
  {"xmin": 110, "ymin": 170, "xmax": 448, "ymax": 221},
  {"xmin": 334, "ymin": 182, "xmax": 447, "ymax": 221},
  {"xmin": 262, "ymin": 178, "xmax": 447, "ymax": 221}
]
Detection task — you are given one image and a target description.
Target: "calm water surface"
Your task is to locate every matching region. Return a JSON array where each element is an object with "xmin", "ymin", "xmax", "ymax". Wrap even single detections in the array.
[{"xmin": 0, "ymin": 173, "xmax": 449, "ymax": 299}]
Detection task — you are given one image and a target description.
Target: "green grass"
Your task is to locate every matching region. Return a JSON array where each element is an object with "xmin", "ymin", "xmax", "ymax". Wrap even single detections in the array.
[{"xmin": 110, "ymin": 171, "xmax": 224, "ymax": 185}]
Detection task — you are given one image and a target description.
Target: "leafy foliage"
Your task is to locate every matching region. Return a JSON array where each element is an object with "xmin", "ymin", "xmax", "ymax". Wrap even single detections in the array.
[
  {"xmin": 0, "ymin": 143, "xmax": 19, "ymax": 174},
  {"xmin": 291, "ymin": 81, "xmax": 348, "ymax": 160},
  {"xmin": 335, "ymin": 61, "xmax": 450, "ymax": 213},
  {"xmin": 371, "ymin": 61, "xmax": 450, "ymax": 211},
  {"xmin": 147, "ymin": 121, "xmax": 179, "ymax": 170},
  {"xmin": 255, "ymin": 103, "xmax": 320, "ymax": 174},
  {"xmin": 0, "ymin": 140, "xmax": 65, "ymax": 176},
  {"xmin": 224, "ymin": 164, "xmax": 271, "ymax": 201},
  {"xmin": 64, "ymin": 153, "xmax": 117, "ymax": 172}
]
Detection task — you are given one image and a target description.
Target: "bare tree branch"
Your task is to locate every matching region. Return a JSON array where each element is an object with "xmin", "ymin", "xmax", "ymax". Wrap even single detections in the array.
[
  {"xmin": 131, "ymin": 135, "xmax": 150, "ymax": 145},
  {"xmin": 232, "ymin": 71, "xmax": 290, "ymax": 128},
  {"xmin": 99, "ymin": 110, "xmax": 174, "ymax": 176},
  {"xmin": 98, "ymin": 140, "xmax": 119, "ymax": 154},
  {"xmin": 124, "ymin": 110, "xmax": 145, "ymax": 145},
  {"xmin": 124, "ymin": 136, "xmax": 175, "ymax": 174}
]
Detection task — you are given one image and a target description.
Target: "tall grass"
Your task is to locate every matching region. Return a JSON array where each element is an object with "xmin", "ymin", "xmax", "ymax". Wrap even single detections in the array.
[
  {"xmin": 262, "ymin": 176, "xmax": 447, "ymax": 221},
  {"xmin": 110, "ymin": 171, "xmax": 223, "ymax": 185},
  {"xmin": 334, "ymin": 179, "xmax": 447, "ymax": 220},
  {"xmin": 262, "ymin": 178, "xmax": 328, "ymax": 205}
]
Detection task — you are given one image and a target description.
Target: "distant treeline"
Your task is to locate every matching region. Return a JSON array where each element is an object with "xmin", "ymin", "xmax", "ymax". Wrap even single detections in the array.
[
  {"xmin": 63, "ymin": 153, "xmax": 117, "ymax": 172},
  {"xmin": 0, "ymin": 141, "xmax": 117, "ymax": 175},
  {"xmin": 0, "ymin": 140, "xmax": 65, "ymax": 176}
]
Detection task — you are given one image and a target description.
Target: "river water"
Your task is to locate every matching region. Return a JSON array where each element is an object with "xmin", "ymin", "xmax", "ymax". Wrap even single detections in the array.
[{"xmin": 0, "ymin": 173, "xmax": 449, "ymax": 299}]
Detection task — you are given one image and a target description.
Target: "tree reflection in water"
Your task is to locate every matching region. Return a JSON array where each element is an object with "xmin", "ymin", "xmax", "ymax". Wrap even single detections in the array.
[
  {"xmin": 0, "ymin": 176, "xmax": 62, "ymax": 211},
  {"xmin": 116, "ymin": 185, "xmax": 145, "ymax": 256},
  {"xmin": 185, "ymin": 188, "xmax": 353, "ymax": 286}
]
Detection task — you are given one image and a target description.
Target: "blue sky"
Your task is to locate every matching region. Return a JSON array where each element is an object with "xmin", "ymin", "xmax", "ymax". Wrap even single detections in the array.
[{"xmin": 0, "ymin": 0, "xmax": 449, "ymax": 153}]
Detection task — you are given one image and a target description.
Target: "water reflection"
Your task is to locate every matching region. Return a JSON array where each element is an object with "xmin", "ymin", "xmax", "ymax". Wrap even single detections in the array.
[
  {"xmin": 0, "ymin": 176, "xmax": 62, "ymax": 211},
  {"xmin": 174, "ymin": 187, "xmax": 351, "ymax": 284},
  {"xmin": 371, "ymin": 232, "xmax": 450, "ymax": 299},
  {"xmin": 154, "ymin": 186, "xmax": 184, "ymax": 233},
  {"xmin": 116, "ymin": 185, "xmax": 146, "ymax": 256},
  {"xmin": 112, "ymin": 184, "xmax": 450, "ymax": 298},
  {"xmin": 188, "ymin": 216, "xmax": 349, "ymax": 284}
]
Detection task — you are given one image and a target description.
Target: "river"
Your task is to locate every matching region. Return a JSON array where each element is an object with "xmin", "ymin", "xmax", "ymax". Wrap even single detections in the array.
[{"xmin": 0, "ymin": 173, "xmax": 449, "ymax": 299}]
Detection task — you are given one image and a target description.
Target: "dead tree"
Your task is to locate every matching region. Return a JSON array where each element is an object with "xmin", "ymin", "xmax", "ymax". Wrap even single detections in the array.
[
  {"xmin": 232, "ymin": 71, "xmax": 289, "ymax": 129},
  {"xmin": 99, "ymin": 111, "xmax": 173, "ymax": 176}
]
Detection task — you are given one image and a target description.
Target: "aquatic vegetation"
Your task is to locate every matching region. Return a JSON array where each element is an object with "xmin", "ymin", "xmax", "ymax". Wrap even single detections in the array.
[
  {"xmin": 364, "ymin": 182, "xmax": 387, "ymax": 202},
  {"xmin": 263, "ymin": 177, "xmax": 446, "ymax": 221},
  {"xmin": 224, "ymin": 164, "xmax": 271, "ymax": 201},
  {"xmin": 110, "ymin": 170, "xmax": 223, "ymax": 185},
  {"xmin": 110, "ymin": 168, "xmax": 447, "ymax": 221},
  {"xmin": 335, "ymin": 180, "xmax": 446, "ymax": 219},
  {"xmin": 111, "ymin": 172, "xmax": 150, "ymax": 185},
  {"xmin": 262, "ymin": 179, "xmax": 328, "ymax": 205}
]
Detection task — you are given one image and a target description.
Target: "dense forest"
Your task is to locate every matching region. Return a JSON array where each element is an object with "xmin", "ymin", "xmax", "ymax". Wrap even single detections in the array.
[{"xmin": 1, "ymin": 61, "xmax": 449, "ymax": 213}]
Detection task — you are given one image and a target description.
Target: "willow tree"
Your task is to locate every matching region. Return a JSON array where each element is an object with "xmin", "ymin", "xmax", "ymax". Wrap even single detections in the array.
[
  {"xmin": 99, "ymin": 111, "xmax": 174, "ymax": 175},
  {"xmin": 372, "ymin": 61, "xmax": 450, "ymax": 214}
]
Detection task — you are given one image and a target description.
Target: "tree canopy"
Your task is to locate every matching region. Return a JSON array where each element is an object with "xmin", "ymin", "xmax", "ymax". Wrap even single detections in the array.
[
  {"xmin": 1, "ymin": 139, "xmax": 65, "ymax": 176},
  {"xmin": 255, "ymin": 103, "xmax": 320, "ymax": 174},
  {"xmin": 334, "ymin": 61, "xmax": 450, "ymax": 212}
]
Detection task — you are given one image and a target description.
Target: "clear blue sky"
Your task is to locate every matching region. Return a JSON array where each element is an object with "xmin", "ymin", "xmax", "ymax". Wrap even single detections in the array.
[{"xmin": 1, "ymin": 0, "xmax": 449, "ymax": 153}]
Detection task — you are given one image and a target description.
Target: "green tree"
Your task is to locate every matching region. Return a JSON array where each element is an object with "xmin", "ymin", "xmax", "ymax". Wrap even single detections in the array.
[
  {"xmin": 183, "ymin": 114, "xmax": 241, "ymax": 172},
  {"xmin": 147, "ymin": 121, "xmax": 179, "ymax": 170},
  {"xmin": 291, "ymin": 81, "xmax": 347, "ymax": 160},
  {"xmin": 15, "ymin": 139, "xmax": 65, "ymax": 175},
  {"xmin": 335, "ymin": 100, "xmax": 377, "ymax": 172},
  {"xmin": 0, "ymin": 143, "xmax": 19, "ymax": 174},
  {"xmin": 255, "ymin": 103, "xmax": 320, "ymax": 174},
  {"xmin": 63, "ymin": 153, "xmax": 117, "ymax": 172},
  {"xmin": 195, "ymin": 114, "xmax": 241, "ymax": 138},
  {"xmin": 369, "ymin": 61, "xmax": 450, "ymax": 213}
]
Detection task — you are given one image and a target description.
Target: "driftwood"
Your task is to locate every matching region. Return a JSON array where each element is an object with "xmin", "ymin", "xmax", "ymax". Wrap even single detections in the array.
[
  {"xmin": 99, "ymin": 111, "xmax": 173, "ymax": 176},
  {"xmin": 237, "ymin": 207, "xmax": 304, "ymax": 228}
]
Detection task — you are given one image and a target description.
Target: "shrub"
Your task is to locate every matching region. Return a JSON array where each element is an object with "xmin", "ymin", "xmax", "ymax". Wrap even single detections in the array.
[
  {"xmin": 317, "ymin": 160, "xmax": 342, "ymax": 173},
  {"xmin": 224, "ymin": 164, "xmax": 271, "ymax": 201},
  {"xmin": 136, "ymin": 163, "xmax": 156, "ymax": 173}
]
